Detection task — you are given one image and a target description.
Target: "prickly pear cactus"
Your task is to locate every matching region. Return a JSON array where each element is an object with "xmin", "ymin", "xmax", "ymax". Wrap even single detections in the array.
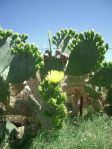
[
  {"xmin": 0, "ymin": 28, "xmax": 43, "ymax": 84},
  {"xmin": 106, "ymin": 88, "xmax": 112, "ymax": 105},
  {"xmin": 40, "ymin": 29, "xmax": 76, "ymax": 79},
  {"xmin": 89, "ymin": 62, "xmax": 112, "ymax": 114},
  {"xmin": 0, "ymin": 77, "xmax": 9, "ymax": 104},
  {"xmin": 0, "ymin": 28, "xmax": 20, "ymax": 104},
  {"xmin": 84, "ymin": 84, "xmax": 101, "ymax": 99},
  {"xmin": 0, "ymin": 29, "xmax": 14, "ymax": 75},
  {"xmin": 66, "ymin": 30, "xmax": 108, "ymax": 76},
  {"xmin": 62, "ymin": 30, "xmax": 108, "ymax": 113},
  {"xmin": 52, "ymin": 28, "xmax": 78, "ymax": 53},
  {"xmin": 40, "ymin": 55, "xmax": 65, "ymax": 79},
  {"xmin": 39, "ymin": 70, "xmax": 67, "ymax": 129},
  {"xmin": 0, "ymin": 28, "xmax": 31, "ymax": 76},
  {"xmin": 7, "ymin": 43, "xmax": 43, "ymax": 83},
  {"xmin": 89, "ymin": 62, "xmax": 112, "ymax": 88},
  {"xmin": 104, "ymin": 87, "xmax": 112, "ymax": 115}
]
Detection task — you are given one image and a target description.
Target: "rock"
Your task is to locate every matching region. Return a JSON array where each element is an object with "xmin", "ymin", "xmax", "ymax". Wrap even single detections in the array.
[
  {"xmin": 9, "ymin": 83, "xmax": 24, "ymax": 96},
  {"xmin": 8, "ymin": 77, "xmax": 41, "ymax": 127},
  {"xmin": 6, "ymin": 121, "xmax": 18, "ymax": 135},
  {"xmin": 6, "ymin": 115, "xmax": 32, "ymax": 127},
  {"xmin": 17, "ymin": 126, "xmax": 25, "ymax": 140},
  {"xmin": 8, "ymin": 97, "xmax": 32, "ymax": 117},
  {"xmin": 27, "ymin": 75, "xmax": 41, "ymax": 101},
  {"xmin": 9, "ymin": 84, "xmax": 33, "ymax": 116},
  {"xmin": 28, "ymin": 94, "xmax": 41, "ymax": 125},
  {"xmin": 0, "ymin": 103, "xmax": 6, "ymax": 115}
]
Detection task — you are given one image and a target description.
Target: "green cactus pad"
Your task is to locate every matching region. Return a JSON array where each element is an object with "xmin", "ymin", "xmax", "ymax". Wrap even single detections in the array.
[
  {"xmin": 106, "ymin": 88, "xmax": 112, "ymax": 104},
  {"xmin": 7, "ymin": 52, "xmax": 37, "ymax": 83},
  {"xmin": 66, "ymin": 30, "xmax": 108, "ymax": 76},
  {"xmin": 40, "ymin": 56, "xmax": 65, "ymax": 79},
  {"xmin": 52, "ymin": 29, "xmax": 78, "ymax": 53},
  {"xmin": 89, "ymin": 62, "xmax": 112, "ymax": 87},
  {"xmin": 0, "ymin": 76, "xmax": 9, "ymax": 103},
  {"xmin": 84, "ymin": 84, "xmax": 101, "ymax": 99}
]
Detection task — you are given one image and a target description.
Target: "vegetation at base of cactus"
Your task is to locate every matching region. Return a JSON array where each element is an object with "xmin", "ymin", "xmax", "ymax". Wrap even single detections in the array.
[
  {"xmin": 52, "ymin": 28, "xmax": 78, "ymax": 53},
  {"xmin": 66, "ymin": 30, "xmax": 108, "ymax": 76},
  {"xmin": 0, "ymin": 76, "xmax": 9, "ymax": 103},
  {"xmin": 89, "ymin": 62, "xmax": 112, "ymax": 88},
  {"xmin": 84, "ymin": 84, "xmax": 101, "ymax": 99},
  {"xmin": 7, "ymin": 43, "xmax": 43, "ymax": 83},
  {"xmin": 39, "ymin": 70, "xmax": 67, "ymax": 129}
]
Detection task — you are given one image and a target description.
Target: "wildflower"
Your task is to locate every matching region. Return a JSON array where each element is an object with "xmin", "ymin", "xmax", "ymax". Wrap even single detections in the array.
[{"xmin": 46, "ymin": 70, "xmax": 64, "ymax": 84}]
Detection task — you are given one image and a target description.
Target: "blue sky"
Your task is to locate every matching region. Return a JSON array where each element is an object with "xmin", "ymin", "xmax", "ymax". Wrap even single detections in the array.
[{"xmin": 0, "ymin": 0, "xmax": 112, "ymax": 60}]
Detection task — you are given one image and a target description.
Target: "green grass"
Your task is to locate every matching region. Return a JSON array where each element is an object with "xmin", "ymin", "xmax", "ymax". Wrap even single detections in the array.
[
  {"xmin": 3, "ymin": 112, "xmax": 112, "ymax": 149},
  {"xmin": 27, "ymin": 113, "xmax": 112, "ymax": 149}
]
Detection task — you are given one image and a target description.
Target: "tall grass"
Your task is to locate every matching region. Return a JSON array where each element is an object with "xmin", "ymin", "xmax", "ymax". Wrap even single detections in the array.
[
  {"xmin": 29, "ymin": 113, "xmax": 112, "ymax": 149},
  {"xmin": 3, "ymin": 112, "xmax": 112, "ymax": 149}
]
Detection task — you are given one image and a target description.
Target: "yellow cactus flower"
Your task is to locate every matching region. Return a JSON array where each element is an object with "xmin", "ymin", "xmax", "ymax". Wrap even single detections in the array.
[{"xmin": 47, "ymin": 70, "xmax": 64, "ymax": 84}]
